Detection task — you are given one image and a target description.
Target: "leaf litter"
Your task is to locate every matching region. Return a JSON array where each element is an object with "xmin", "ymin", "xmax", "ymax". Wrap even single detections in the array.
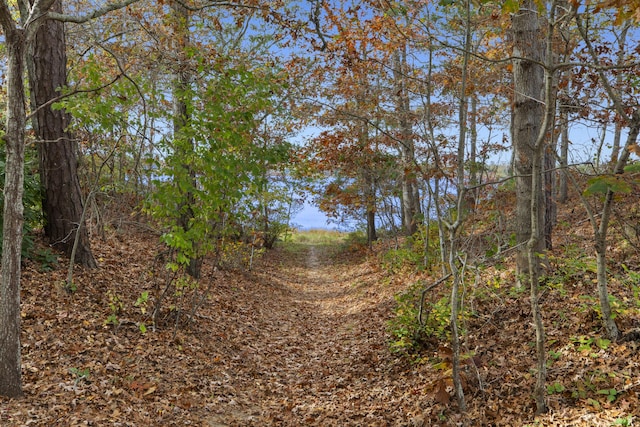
[{"xmin": 1, "ymin": 220, "xmax": 640, "ymax": 426}]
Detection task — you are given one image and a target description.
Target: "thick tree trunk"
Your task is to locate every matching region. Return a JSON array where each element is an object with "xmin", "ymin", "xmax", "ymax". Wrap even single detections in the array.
[
  {"xmin": 0, "ymin": 26, "xmax": 26, "ymax": 400},
  {"xmin": 514, "ymin": 0, "xmax": 551, "ymax": 414},
  {"xmin": 512, "ymin": 0, "xmax": 545, "ymax": 283},
  {"xmin": 28, "ymin": 0, "xmax": 96, "ymax": 268}
]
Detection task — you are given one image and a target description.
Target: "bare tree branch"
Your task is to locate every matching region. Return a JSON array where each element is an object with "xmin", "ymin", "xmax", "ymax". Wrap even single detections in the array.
[{"xmin": 47, "ymin": 0, "xmax": 139, "ymax": 23}]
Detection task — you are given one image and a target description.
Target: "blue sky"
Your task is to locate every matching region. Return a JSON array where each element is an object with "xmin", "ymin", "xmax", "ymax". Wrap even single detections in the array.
[
  {"xmin": 290, "ymin": 199, "xmax": 360, "ymax": 231},
  {"xmin": 291, "ymin": 200, "xmax": 333, "ymax": 230}
]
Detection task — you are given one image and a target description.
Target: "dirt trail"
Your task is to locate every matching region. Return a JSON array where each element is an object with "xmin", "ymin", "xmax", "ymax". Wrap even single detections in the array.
[
  {"xmin": 3, "ymin": 233, "xmax": 424, "ymax": 427},
  {"xmin": 9, "ymin": 227, "xmax": 635, "ymax": 426},
  {"xmin": 208, "ymin": 244, "xmax": 420, "ymax": 426}
]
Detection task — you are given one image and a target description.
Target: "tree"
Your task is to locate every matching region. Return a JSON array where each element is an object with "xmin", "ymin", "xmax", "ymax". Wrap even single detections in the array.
[
  {"xmin": 573, "ymin": 8, "xmax": 640, "ymax": 341},
  {"xmin": 27, "ymin": 0, "xmax": 97, "ymax": 268},
  {"xmin": 0, "ymin": 0, "xmax": 139, "ymax": 398},
  {"xmin": 307, "ymin": 127, "xmax": 386, "ymax": 242},
  {"xmin": 512, "ymin": 0, "xmax": 545, "ymax": 286},
  {"xmin": 145, "ymin": 14, "xmax": 291, "ymax": 278},
  {"xmin": 0, "ymin": 8, "xmax": 31, "ymax": 397},
  {"xmin": 443, "ymin": 0, "xmax": 473, "ymax": 410},
  {"xmin": 169, "ymin": 0, "xmax": 201, "ymax": 278},
  {"xmin": 393, "ymin": 45, "xmax": 421, "ymax": 236},
  {"xmin": 512, "ymin": 0, "xmax": 567, "ymax": 414}
]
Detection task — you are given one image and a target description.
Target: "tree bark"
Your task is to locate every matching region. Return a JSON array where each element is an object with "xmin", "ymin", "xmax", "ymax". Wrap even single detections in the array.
[
  {"xmin": 0, "ymin": 0, "xmax": 139, "ymax": 400},
  {"xmin": 544, "ymin": 144, "xmax": 556, "ymax": 249},
  {"xmin": 558, "ymin": 109, "xmax": 569, "ymax": 203},
  {"xmin": 28, "ymin": 0, "xmax": 97, "ymax": 268},
  {"xmin": 512, "ymin": 0, "xmax": 545, "ymax": 283},
  {"xmin": 393, "ymin": 47, "xmax": 420, "ymax": 236},
  {"xmin": 364, "ymin": 171, "xmax": 377, "ymax": 245},
  {"xmin": 514, "ymin": 0, "xmax": 554, "ymax": 414},
  {"xmin": 0, "ymin": 25, "xmax": 26, "ymax": 399}
]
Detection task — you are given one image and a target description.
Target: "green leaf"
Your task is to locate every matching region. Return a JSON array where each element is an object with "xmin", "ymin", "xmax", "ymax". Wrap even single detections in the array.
[
  {"xmin": 624, "ymin": 162, "xmax": 640, "ymax": 173},
  {"xmin": 547, "ymin": 382, "xmax": 565, "ymax": 394},
  {"xmin": 595, "ymin": 337, "xmax": 611, "ymax": 350},
  {"xmin": 501, "ymin": 0, "xmax": 520, "ymax": 13},
  {"xmin": 586, "ymin": 397, "xmax": 601, "ymax": 409},
  {"xmin": 584, "ymin": 176, "xmax": 631, "ymax": 196},
  {"xmin": 596, "ymin": 388, "xmax": 618, "ymax": 402}
]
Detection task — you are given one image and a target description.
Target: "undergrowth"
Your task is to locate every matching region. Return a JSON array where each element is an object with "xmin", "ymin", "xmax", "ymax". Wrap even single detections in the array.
[{"xmin": 387, "ymin": 278, "xmax": 473, "ymax": 358}]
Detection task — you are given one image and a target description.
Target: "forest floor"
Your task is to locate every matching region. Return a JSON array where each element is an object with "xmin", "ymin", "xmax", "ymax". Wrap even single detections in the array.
[{"xmin": 1, "ymin": 216, "xmax": 640, "ymax": 426}]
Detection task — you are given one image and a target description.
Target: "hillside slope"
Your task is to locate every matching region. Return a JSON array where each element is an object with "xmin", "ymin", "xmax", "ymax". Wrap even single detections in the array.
[{"xmin": 1, "ymin": 216, "xmax": 639, "ymax": 425}]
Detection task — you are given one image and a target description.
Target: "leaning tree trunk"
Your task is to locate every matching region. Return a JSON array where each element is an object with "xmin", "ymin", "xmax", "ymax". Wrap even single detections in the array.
[
  {"xmin": 591, "ymin": 120, "xmax": 640, "ymax": 342},
  {"xmin": 575, "ymin": 10, "xmax": 638, "ymax": 343},
  {"xmin": 28, "ymin": 0, "xmax": 97, "ymax": 268}
]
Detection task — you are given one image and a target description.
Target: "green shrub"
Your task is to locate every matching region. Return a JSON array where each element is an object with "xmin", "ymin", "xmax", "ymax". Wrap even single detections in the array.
[
  {"xmin": 380, "ymin": 247, "xmax": 422, "ymax": 273},
  {"xmin": 388, "ymin": 282, "xmax": 453, "ymax": 357},
  {"xmin": 380, "ymin": 222, "xmax": 441, "ymax": 274},
  {"xmin": 0, "ymin": 150, "xmax": 42, "ymax": 259}
]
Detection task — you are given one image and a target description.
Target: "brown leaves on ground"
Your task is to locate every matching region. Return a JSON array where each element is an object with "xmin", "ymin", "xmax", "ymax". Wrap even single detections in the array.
[
  {"xmin": 0, "ymin": 231, "xmax": 418, "ymax": 426},
  {"xmin": 2, "ymin": 223, "xmax": 640, "ymax": 426}
]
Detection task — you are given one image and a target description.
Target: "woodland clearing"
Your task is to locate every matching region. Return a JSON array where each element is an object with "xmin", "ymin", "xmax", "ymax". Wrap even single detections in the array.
[{"xmin": 1, "ymin": 216, "xmax": 640, "ymax": 426}]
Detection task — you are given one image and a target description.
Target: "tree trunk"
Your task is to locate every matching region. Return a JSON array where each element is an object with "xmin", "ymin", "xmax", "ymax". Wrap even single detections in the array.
[
  {"xmin": 575, "ymin": 11, "xmax": 639, "ymax": 343},
  {"xmin": 28, "ymin": 0, "xmax": 97, "ymax": 268},
  {"xmin": 468, "ymin": 96, "xmax": 478, "ymax": 209},
  {"xmin": 514, "ymin": 0, "xmax": 552, "ymax": 414},
  {"xmin": 512, "ymin": 0, "xmax": 545, "ymax": 284},
  {"xmin": 609, "ymin": 23, "xmax": 630, "ymax": 166},
  {"xmin": 528, "ymin": 136, "xmax": 548, "ymax": 415},
  {"xmin": 591, "ymin": 119, "xmax": 640, "ymax": 342},
  {"xmin": 449, "ymin": 226, "xmax": 465, "ymax": 412},
  {"xmin": 366, "ymin": 206, "xmax": 377, "ymax": 245},
  {"xmin": 393, "ymin": 48, "xmax": 419, "ymax": 236},
  {"xmin": 171, "ymin": 0, "xmax": 201, "ymax": 278},
  {"xmin": 0, "ymin": 26, "xmax": 26, "ymax": 399},
  {"xmin": 596, "ymin": 240, "xmax": 619, "ymax": 341},
  {"xmin": 544, "ymin": 145, "xmax": 556, "ymax": 249},
  {"xmin": 360, "ymin": 128, "xmax": 377, "ymax": 246},
  {"xmin": 558, "ymin": 109, "xmax": 569, "ymax": 203}
]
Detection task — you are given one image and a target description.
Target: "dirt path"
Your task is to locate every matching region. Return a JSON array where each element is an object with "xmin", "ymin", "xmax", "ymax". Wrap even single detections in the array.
[
  {"xmin": 3, "ymin": 234, "xmax": 425, "ymax": 427},
  {"xmin": 208, "ymin": 244, "xmax": 420, "ymax": 426},
  {"xmin": 9, "ymin": 228, "xmax": 637, "ymax": 426}
]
